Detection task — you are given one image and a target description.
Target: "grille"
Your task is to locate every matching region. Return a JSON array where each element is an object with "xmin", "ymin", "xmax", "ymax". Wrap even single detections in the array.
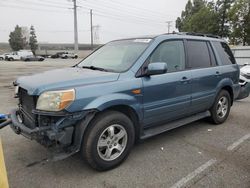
[{"xmin": 18, "ymin": 88, "xmax": 37, "ymax": 128}]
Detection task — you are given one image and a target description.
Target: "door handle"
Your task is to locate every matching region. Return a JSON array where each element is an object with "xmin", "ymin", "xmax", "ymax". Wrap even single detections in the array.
[
  {"xmin": 215, "ymin": 71, "xmax": 221, "ymax": 77},
  {"xmin": 180, "ymin": 76, "xmax": 190, "ymax": 83}
]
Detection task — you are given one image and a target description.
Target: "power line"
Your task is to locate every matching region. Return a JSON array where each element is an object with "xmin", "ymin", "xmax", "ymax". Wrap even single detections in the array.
[
  {"xmin": 0, "ymin": 4, "xmax": 72, "ymax": 13},
  {"xmin": 78, "ymin": 1, "xmax": 167, "ymax": 24},
  {"xmin": 92, "ymin": 11, "xmax": 166, "ymax": 27},
  {"xmin": 6, "ymin": 0, "xmax": 72, "ymax": 10}
]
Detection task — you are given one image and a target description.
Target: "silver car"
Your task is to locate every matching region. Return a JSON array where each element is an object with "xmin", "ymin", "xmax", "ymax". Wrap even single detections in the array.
[{"xmin": 21, "ymin": 55, "xmax": 45, "ymax": 61}]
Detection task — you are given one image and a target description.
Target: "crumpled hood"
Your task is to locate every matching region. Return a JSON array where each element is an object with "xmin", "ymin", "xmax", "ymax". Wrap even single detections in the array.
[{"xmin": 16, "ymin": 67, "xmax": 120, "ymax": 95}]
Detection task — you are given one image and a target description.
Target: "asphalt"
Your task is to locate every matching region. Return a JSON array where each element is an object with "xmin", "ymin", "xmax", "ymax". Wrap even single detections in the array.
[{"xmin": 0, "ymin": 59, "xmax": 249, "ymax": 188}]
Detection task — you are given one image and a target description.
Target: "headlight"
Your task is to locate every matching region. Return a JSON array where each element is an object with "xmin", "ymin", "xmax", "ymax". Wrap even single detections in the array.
[{"xmin": 36, "ymin": 89, "xmax": 75, "ymax": 111}]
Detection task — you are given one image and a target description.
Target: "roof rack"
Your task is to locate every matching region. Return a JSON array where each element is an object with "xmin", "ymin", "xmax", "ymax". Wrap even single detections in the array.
[{"xmin": 172, "ymin": 32, "xmax": 221, "ymax": 39}]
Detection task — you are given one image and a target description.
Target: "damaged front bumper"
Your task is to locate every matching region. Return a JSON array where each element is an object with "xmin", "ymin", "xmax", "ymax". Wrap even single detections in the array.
[{"xmin": 9, "ymin": 108, "xmax": 96, "ymax": 160}]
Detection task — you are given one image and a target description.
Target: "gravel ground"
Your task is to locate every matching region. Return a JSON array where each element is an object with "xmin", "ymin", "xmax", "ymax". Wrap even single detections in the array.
[{"xmin": 0, "ymin": 59, "xmax": 249, "ymax": 188}]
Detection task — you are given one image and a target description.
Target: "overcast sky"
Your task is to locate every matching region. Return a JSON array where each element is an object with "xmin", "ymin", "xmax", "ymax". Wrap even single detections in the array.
[{"xmin": 0, "ymin": 0, "xmax": 187, "ymax": 44}]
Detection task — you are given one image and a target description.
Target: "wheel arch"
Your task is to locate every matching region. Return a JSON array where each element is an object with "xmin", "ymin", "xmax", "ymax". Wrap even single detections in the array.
[{"xmin": 221, "ymin": 85, "xmax": 234, "ymax": 105}]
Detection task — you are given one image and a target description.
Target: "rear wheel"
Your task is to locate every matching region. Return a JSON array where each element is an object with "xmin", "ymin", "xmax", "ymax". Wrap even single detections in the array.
[
  {"xmin": 209, "ymin": 90, "xmax": 231, "ymax": 124},
  {"xmin": 0, "ymin": 57, "xmax": 3, "ymax": 60},
  {"xmin": 9, "ymin": 58, "xmax": 14, "ymax": 61},
  {"xmin": 81, "ymin": 111, "xmax": 135, "ymax": 171}
]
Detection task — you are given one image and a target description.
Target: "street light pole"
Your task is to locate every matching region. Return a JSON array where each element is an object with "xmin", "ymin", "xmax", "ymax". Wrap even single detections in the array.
[
  {"xmin": 73, "ymin": 0, "xmax": 79, "ymax": 52},
  {"xmin": 166, "ymin": 21, "xmax": 172, "ymax": 34},
  {"xmin": 90, "ymin": 9, "xmax": 93, "ymax": 50}
]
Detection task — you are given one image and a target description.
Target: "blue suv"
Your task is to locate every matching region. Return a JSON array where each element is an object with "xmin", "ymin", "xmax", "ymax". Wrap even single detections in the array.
[{"xmin": 10, "ymin": 33, "xmax": 240, "ymax": 170}]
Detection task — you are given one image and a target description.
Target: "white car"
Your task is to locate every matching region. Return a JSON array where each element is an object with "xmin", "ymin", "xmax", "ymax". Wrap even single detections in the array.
[
  {"xmin": 5, "ymin": 50, "xmax": 33, "ymax": 61},
  {"xmin": 61, "ymin": 52, "xmax": 78, "ymax": 59},
  {"xmin": 0, "ymin": 53, "xmax": 9, "ymax": 60},
  {"xmin": 237, "ymin": 63, "xmax": 250, "ymax": 100}
]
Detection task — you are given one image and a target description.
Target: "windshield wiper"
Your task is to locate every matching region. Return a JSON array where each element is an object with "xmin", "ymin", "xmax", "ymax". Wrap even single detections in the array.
[{"xmin": 82, "ymin": 66, "xmax": 111, "ymax": 72}]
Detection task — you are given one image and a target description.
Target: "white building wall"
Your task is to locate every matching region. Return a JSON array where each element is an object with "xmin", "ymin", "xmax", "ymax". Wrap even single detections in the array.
[{"xmin": 231, "ymin": 46, "xmax": 250, "ymax": 65}]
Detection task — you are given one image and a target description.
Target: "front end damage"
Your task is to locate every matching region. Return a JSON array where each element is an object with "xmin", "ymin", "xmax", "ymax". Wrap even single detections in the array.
[{"xmin": 9, "ymin": 87, "xmax": 96, "ymax": 161}]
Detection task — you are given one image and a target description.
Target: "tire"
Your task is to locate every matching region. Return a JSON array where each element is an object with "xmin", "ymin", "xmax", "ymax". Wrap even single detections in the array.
[
  {"xmin": 39, "ymin": 58, "xmax": 44, "ymax": 61},
  {"xmin": 209, "ymin": 90, "xmax": 231, "ymax": 124},
  {"xmin": 81, "ymin": 111, "xmax": 135, "ymax": 171},
  {"xmin": 0, "ymin": 57, "xmax": 3, "ymax": 60},
  {"xmin": 9, "ymin": 58, "xmax": 14, "ymax": 61},
  {"xmin": 74, "ymin": 55, "xmax": 78, "ymax": 59},
  {"xmin": 25, "ymin": 59, "xmax": 30, "ymax": 62}
]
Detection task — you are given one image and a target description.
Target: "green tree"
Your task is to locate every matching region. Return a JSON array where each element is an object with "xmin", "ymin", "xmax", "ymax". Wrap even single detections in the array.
[
  {"xmin": 29, "ymin": 25, "xmax": 38, "ymax": 54},
  {"xmin": 229, "ymin": 0, "xmax": 250, "ymax": 45},
  {"xmin": 176, "ymin": 0, "xmax": 219, "ymax": 35},
  {"xmin": 8, "ymin": 25, "xmax": 26, "ymax": 51},
  {"xmin": 216, "ymin": 0, "xmax": 233, "ymax": 37}
]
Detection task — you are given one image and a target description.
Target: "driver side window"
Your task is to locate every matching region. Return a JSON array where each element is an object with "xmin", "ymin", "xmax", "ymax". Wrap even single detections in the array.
[{"xmin": 149, "ymin": 40, "xmax": 185, "ymax": 73}]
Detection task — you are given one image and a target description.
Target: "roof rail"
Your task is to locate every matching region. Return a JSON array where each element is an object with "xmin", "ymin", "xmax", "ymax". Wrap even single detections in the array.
[{"xmin": 172, "ymin": 32, "xmax": 221, "ymax": 39}]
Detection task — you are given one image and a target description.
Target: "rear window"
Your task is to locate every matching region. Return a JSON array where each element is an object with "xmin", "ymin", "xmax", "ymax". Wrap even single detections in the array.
[
  {"xmin": 187, "ymin": 40, "xmax": 211, "ymax": 69},
  {"xmin": 213, "ymin": 42, "xmax": 236, "ymax": 65}
]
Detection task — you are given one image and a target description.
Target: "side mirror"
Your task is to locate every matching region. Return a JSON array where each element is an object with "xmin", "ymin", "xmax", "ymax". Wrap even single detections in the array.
[{"xmin": 145, "ymin": 62, "xmax": 168, "ymax": 76}]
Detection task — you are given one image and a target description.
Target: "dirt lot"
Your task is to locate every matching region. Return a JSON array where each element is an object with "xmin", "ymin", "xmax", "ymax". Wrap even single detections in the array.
[{"xmin": 0, "ymin": 59, "xmax": 249, "ymax": 188}]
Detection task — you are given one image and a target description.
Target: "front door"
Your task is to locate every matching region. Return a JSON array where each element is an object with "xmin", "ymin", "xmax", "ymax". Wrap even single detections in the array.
[{"xmin": 142, "ymin": 40, "xmax": 192, "ymax": 127}]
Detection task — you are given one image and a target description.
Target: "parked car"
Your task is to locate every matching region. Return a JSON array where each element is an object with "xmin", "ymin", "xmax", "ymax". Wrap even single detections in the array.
[
  {"xmin": 21, "ymin": 55, "xmax": 45, "ymax": 62},
  {"xmin": 50, "ymin": 52, "xmax": 67, "ymax": 58},
  {"xmin": 61, "ymin": 52, "xmax": 78, "ymax": 59},
  {"xmin": 9, "ymin": 33, "xmax": 240, "ymax": 171},
  {"xmin": 5, "ymin": 50, "xmax": 33, "ymax": 61},
  {"xmin": 0, "ymin": 53, "xmax": 9, "ymax": 60},
  {"xmin": 237, "ymin": 63, "xmax": 250, "ymax": 100}
]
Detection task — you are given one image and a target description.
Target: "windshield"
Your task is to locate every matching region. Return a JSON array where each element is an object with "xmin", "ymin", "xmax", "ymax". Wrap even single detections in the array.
[{"xmin": 78, "ymin": 39, "xmax": 151, "ymax": 72}]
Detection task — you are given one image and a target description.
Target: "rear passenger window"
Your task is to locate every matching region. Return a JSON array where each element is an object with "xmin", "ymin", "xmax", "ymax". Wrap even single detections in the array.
[
  {"xmin": 187, "ymin": 40, "xmax": 211, "ymax": 68},
  {"xmin": 213, "ymin": 42, "xmax": 236, "ymax": 65}
]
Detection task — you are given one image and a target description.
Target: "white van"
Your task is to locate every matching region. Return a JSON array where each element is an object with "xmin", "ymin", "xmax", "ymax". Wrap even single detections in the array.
[{"xmin": 5, "ymin": 50, "xmax": 33, "ymax": 61}]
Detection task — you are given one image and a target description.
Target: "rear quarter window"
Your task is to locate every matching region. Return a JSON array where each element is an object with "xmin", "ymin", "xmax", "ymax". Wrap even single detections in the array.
[{"xmin": 213, "ymin": 42, "xmax": 236, "ymax": 65}]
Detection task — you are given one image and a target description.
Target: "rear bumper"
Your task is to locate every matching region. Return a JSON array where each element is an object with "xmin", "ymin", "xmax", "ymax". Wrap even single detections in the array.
[
  {"xmin": 237, "ymin": 83, "xmax": 250, "ymax": 100},
  {"xmin": 233, "ymin": 83, "xmax": 241, "ymax": 100}
]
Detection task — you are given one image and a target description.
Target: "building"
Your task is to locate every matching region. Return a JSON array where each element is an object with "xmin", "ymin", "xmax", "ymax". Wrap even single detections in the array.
[{"xmin": 231, "ymin": 46, "xmax": 250, "ymax": 65}]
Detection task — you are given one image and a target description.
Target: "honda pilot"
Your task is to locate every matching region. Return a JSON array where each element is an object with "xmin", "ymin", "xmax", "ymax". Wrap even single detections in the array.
[{"xmin": 9, "ymin": 33, "xmax": 240, "ymax": 171}]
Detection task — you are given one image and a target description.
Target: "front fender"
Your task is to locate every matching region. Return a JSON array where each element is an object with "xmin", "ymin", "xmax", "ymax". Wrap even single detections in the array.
[{"xmin": 83, "ymin": 93, "xmax": 143, "ymax": 121}]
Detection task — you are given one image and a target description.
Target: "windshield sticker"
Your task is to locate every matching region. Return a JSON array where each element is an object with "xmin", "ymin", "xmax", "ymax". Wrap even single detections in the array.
[{"xmin": 133, "ymin": 39, "xmax": 152, "ymax": 43}]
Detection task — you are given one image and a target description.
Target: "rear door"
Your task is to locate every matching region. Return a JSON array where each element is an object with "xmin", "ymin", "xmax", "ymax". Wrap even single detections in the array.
[
  {"xmin": 142, "ymin": 40, "xmax": 192, "ymax": 127},
  {"xmin": 186, "ymin": 40, "xmax": 221, "ymax": 113}
]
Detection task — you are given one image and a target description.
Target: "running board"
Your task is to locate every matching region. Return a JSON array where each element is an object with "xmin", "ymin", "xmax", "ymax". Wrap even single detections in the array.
[{"xmin": 140, "ymin": 111, "xmax": 211, "ymax": 140}]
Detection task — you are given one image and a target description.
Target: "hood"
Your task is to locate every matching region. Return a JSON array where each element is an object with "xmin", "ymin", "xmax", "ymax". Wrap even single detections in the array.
[{"xmin": 16, "ymin": 67, "xmax": 120, "ymax": 95}]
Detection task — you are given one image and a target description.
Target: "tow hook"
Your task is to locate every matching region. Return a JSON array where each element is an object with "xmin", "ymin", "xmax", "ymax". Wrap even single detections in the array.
[{"xmin": 0, "ymin": 114, "xmax": 12, "ymax": 130}]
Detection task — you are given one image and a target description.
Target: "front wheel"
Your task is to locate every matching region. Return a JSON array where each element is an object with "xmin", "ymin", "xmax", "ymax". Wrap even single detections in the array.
[
  {"xmin": 81, "ymin": 111, "xmax": 135, "ymax": 171},
  {"xmin": 209, "ymin": 90, "xmax": 231, "ymax": 124}
]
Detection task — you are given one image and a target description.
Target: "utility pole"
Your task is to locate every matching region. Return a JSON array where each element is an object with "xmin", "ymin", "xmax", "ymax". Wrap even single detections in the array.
[
  {"xmin": 166, "ymin": 21, "xmax": 172, "ymax": 34},
  {"xmin": 73, "ymin": 0, "xmax": 78, "ymax": 52},
  {"xmin": 90, "ymin": 9, "xmax": 93, "ymax": 50}
]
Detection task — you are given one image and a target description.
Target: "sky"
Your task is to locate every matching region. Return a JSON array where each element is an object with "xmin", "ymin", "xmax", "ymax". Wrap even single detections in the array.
[{"xmin": 0, "ymin": 0, "xmax": 188, "ymax": 44}]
